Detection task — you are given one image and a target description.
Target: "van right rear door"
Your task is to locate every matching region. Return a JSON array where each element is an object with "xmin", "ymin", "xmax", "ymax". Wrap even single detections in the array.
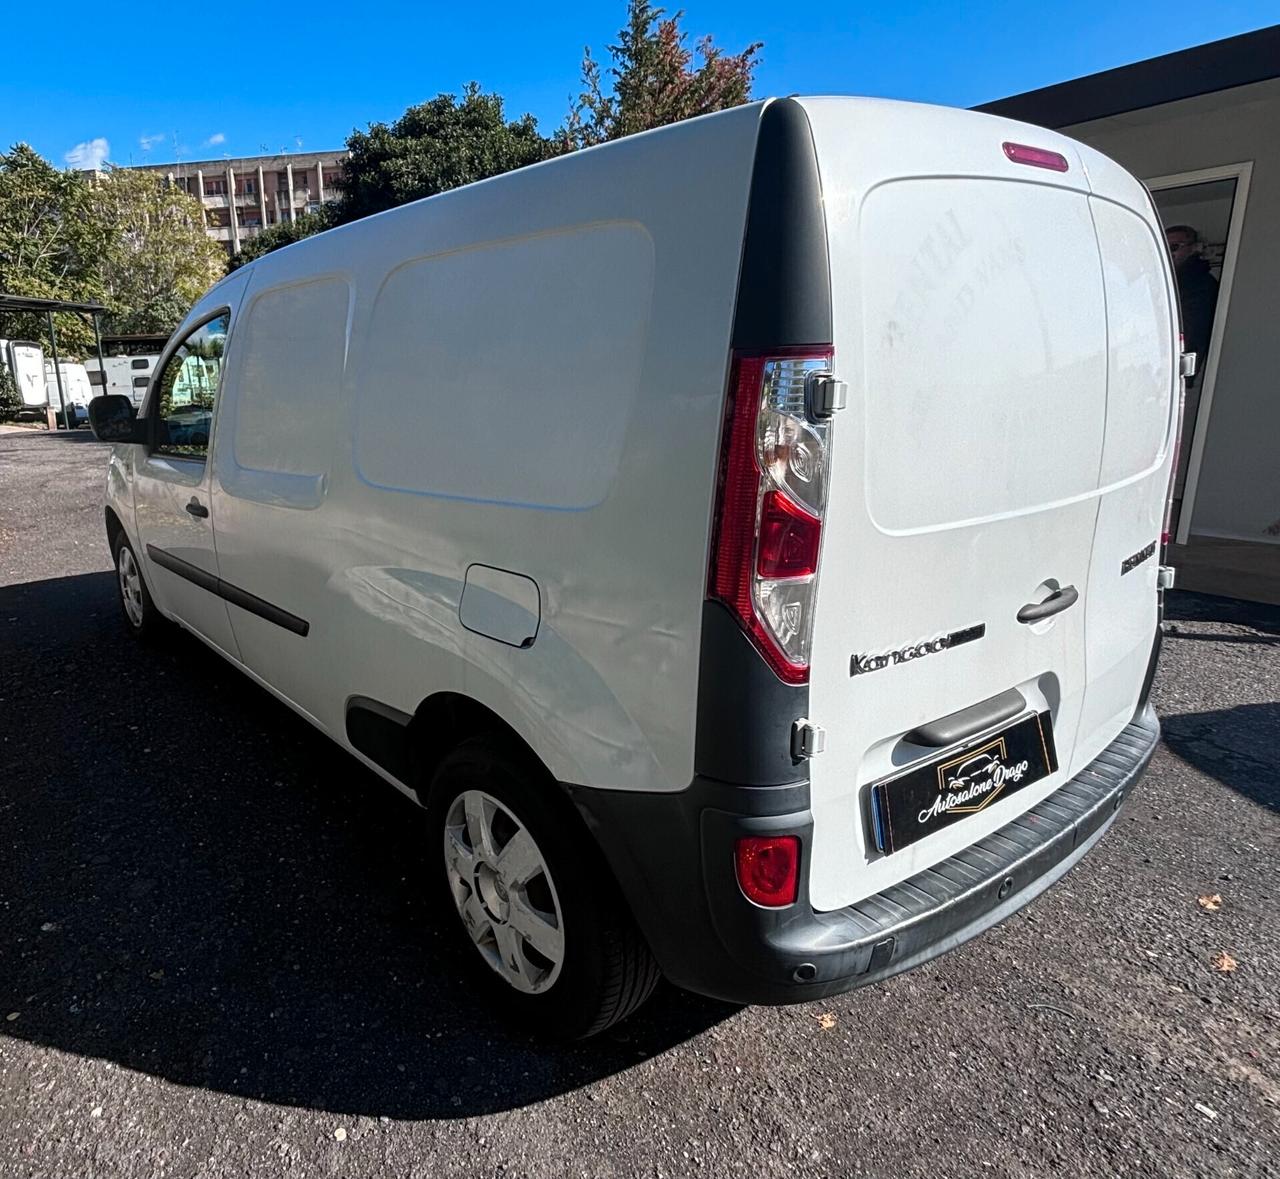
[{"xmin": 794, "ymin": 98, "xmax": 1173, "ymax": 912}]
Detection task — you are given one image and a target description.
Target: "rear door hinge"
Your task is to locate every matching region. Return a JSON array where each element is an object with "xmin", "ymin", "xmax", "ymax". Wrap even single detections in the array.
[
  {"xmin": 791, "ymin": 719, "xmax": 827, "ymax": 760},
  {"xmin": 1157, "ymin": 565, "xmax": 1176, "ymax": 590},
  {"xmin": 1179, "ymin": 351, "xmax": 1197, "ymax": 379},
  {"xmin": 807, "ymin": 374, "xmax": 847, "ymax": 419}
]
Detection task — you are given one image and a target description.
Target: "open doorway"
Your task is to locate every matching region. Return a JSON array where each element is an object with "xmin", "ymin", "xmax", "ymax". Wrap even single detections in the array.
[{"xmin": 1147, "ymin": 163, "xmax": 1252, "ymax": 544}]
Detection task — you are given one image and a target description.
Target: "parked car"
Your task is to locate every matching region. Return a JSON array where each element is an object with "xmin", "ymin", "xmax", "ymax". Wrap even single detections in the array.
[{"xmin": 89, "ymin": 96, "xmax": 1179, "ymax": 1038}]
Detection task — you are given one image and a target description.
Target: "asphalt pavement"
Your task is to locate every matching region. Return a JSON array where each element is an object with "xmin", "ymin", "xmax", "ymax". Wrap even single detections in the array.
[{"xmin": 1, "ymin": 427, "xmax": 1277, "ymax": 1177}]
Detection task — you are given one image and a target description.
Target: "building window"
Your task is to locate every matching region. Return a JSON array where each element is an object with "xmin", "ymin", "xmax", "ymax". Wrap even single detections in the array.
[
  {"xmin": 239, "ymin": 178, "xmax": 256, "ymax": 196},
  {"xmin": 205, "ymin": 177, "xmax": 227, "ymax": 195}
]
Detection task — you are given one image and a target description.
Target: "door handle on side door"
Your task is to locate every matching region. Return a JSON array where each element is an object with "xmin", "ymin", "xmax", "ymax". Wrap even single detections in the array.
[
  {"xmin": 1016, "ymin": 584, "xmax": 1078, "ymax": 624},
  {"xmin": 185, "ymin": 497, "xmax": 209, "ymax": 519}
]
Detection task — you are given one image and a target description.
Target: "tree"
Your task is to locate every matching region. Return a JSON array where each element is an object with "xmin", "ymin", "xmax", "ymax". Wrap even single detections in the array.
[
  {"xmin": 227, "ymin": 207, "xmax": 336, "ymax": 272},
  {"xmin": 0, "ymin": 143, "xmax": 101, "ymax": 351},
  {"xmin": 84, "ymin": 167, "xmax": 225, "ymax": 334},
  {"xmin": 337, "ymin": 83, "xmax": 551, "ymax": 222},
  {"xmin": 0, "ymin": 360, "xmax": 21, "ymax": 421},
  {"xmin": 228, "ymin": 84, "xmax": 550, "ymax": 269},
  {"xmin": 559, "ymin": 1, "xmax": 761, "ymax": 150}
]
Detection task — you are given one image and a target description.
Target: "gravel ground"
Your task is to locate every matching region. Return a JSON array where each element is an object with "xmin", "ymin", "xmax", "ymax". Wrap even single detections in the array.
[{"xmin": 1, "ymin": 428, "xmax": 1277, "ymax": 1178}]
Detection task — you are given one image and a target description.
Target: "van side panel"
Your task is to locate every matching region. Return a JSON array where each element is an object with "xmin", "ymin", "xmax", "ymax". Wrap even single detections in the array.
[
  {"xmin": 356, "ymin": 224, "xmax": 654, "ymax": 511},
  {"xmin": 208, "ymin": 104, "xmax": 765, "ymax": 791}
]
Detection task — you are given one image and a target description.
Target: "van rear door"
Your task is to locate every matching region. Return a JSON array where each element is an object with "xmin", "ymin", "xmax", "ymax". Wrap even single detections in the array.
[{"xmin": 794, "ymin": 99, "xmax": 1175, "ymax": 911}]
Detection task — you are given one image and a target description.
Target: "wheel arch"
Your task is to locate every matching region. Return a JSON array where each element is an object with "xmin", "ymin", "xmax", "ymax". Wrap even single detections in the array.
[
  {"xmin": 346, "ymin": 690, "xmax": 564, "ymax": 809},
  {"xmin": 104, "ymin": 505, "xmax": 126, "ymax": 552}
]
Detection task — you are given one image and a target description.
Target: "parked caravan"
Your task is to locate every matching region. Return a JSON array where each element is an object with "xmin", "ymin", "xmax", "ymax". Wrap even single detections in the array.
[
  {"xmin": 45, "ymin": 362, "xmax": 92, "ymax": 424},
  {"xmin": 89, "ymin": 97, "xmax": 1179, "ymax": 1037},
  {"xmin": 85, "ymin": 354, "xmax": 161, "ymax": 406},
  {"xmin": 0, "ymin": 339, "xmax": 48, "ymax": 409}
]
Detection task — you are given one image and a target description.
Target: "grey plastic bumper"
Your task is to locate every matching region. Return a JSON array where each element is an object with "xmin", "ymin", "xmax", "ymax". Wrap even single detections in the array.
[{"xmin": 572, "ymin": 704, "xmax": 1161, "ymax": 1005}]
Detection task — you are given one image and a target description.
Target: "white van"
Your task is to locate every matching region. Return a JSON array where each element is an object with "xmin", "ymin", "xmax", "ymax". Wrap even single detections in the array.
[{"xmin": 89, "ymin": 97, "xmax": 1177, "ymax": 1038}]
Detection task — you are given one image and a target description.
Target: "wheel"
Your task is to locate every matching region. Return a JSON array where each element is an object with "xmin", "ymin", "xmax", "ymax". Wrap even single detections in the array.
[
  {"xmin": 431, "ymin": 741, "xmax": 660, "ymax": 1038},
  {"xmin": 112, "ymin": 532, "xmax": 161, "ymax": 640}
]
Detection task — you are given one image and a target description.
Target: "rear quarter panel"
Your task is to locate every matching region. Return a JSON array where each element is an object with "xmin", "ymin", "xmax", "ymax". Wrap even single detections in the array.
[{"xmin": 207, "ymin": 104, "xmax": 766, "ymax": 791}]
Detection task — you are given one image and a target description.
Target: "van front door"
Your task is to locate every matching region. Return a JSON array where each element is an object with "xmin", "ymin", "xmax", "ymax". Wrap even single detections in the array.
[{"xmin": 133, "ymin": 311, "xmax": 240, "ymax": 660}]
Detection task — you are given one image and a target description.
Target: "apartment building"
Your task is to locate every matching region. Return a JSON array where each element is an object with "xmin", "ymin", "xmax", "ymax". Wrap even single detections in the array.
[{"xmin": 136, "ymin": 151, "xmax": 347, "ymax": 255}]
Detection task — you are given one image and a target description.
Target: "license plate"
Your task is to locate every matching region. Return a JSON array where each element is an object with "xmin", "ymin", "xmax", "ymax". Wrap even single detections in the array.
[{"xmin": 870, "ymin": 711, "xmax": 1058, "ymax": 855}]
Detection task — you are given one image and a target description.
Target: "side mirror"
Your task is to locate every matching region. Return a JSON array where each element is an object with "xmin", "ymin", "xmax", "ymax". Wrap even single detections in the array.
[{"xmin": 87, "ymin": 395, "xmax": 146, "ymax": 444}]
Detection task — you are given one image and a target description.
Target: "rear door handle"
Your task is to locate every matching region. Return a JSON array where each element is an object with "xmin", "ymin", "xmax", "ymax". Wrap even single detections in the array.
[
  {"xmin": 1017, "ymin": 584, "xmax": 1078, "ymax": 624},
  {"xmin": 185, "ymin": 497, "xmax": 209, "ymax": 519}
]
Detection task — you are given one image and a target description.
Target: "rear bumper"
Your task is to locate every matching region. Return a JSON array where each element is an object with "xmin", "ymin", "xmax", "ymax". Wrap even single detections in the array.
[{"xmin": 568, "ymin": 704, "xmax": 1160, "ymax": 1005}]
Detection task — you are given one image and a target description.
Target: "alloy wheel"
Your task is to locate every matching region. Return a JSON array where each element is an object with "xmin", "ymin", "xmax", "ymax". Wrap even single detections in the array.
[
  {"xmin": 443, "ymin": 789, "xmax": 565, "ymax": 994},
  {"xmin": 117, "ymin": 546, "xmax": 145, "ymax": 629}
]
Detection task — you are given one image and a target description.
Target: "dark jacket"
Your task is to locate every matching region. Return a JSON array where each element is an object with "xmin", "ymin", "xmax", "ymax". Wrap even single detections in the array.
[{"xmin": 1177, "ymin": 253, "xmax": 1219, "ymax": 366}]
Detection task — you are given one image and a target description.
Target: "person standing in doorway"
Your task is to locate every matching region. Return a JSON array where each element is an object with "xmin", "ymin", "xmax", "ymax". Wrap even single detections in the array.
[
  {"xmin": 1165, "ymin": 224, "xmax": 1220, "ymax": 366},
  {"xmin": 1164, "ymin": 223, "xmax": 1220, "ymax": 540}
]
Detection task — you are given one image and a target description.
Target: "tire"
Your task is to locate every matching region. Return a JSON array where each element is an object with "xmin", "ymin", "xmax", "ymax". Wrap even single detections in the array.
[
  {"xmin": 429, "ymin": 740, "xmax": 660, "ymax": 1039},
  {"xmin": 111, "ymin": 531, "xmax": 162, "ymax": 640}
]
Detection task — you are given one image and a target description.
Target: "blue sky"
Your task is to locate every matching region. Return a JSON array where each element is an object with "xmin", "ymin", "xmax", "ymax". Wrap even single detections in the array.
[{"xmin": 3, "ymin": 1, "xmax": 1276, "ymax": 167}]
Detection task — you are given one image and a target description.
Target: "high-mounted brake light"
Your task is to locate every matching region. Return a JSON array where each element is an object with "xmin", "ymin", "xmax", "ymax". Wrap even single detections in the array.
[
  {"xmin": 735, "ymin": 835, "xmax": 800, "ymax": 907},
  {"xmin": 709, "ymin": 349, "xmax": 835, "ymax": 684},
  {"xmin": 1002, "ymin": 141, "xmax": 1069, "ymax": 173}
]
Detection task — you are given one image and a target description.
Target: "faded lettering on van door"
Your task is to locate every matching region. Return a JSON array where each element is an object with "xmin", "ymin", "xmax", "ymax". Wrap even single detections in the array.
[
  {"xmin": 860, "ymin": 179, "xmax": 1108, "ymax": 533},
  {"xmin": 355, "ymin": 223, "xmax": 655, "ymax": 511}
]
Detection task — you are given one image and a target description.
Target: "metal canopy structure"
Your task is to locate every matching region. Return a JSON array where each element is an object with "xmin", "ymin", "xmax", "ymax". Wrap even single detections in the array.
[{"xmin": 0, "ymin": 293, "xmax": 109, "ymax": 429}]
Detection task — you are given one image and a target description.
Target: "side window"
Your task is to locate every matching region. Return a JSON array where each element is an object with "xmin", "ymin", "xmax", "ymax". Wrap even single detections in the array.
[{"xmin": 152, "ymin": 313, "xmax": 229, "ymax": 462}]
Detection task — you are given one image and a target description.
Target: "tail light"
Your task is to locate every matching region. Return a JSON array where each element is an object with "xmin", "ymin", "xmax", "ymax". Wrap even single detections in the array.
[
  {"xmin": 709, "ymin": 349, "xmax": 835, "ymax": 683},
  {"xmin": 735, "ymin": 835, "xmax": 800, "ymax": 907}
]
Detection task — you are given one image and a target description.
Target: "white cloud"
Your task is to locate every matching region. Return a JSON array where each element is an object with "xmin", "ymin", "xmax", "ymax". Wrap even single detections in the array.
[
  {"xmin": 139, "ymin": 133, "xmax": 165, "ymax": 152},
  {"xmin": 203, "ymin": 132, "xmax": 226, "ymax": 147},
  {"xmin": 64, "ymin": 137, "xmax": 110, "ymax": 169}
]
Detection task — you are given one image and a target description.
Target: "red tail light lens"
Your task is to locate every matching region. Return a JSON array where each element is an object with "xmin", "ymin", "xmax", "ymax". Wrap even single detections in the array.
[
  {"xmin": 1002, "ymin": 141, "xmax": 1069, "ymax": 173},
  {"xmin": 757, "ymin": 489, "xmax": 821, "ymax": 579},
  {"xmin": 709, "ymin": 349, "xmax": 834, "ymax": 684},
  {"xmin": 735, "ymin": 835, "xmax": 800, "ymax": 907}
]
